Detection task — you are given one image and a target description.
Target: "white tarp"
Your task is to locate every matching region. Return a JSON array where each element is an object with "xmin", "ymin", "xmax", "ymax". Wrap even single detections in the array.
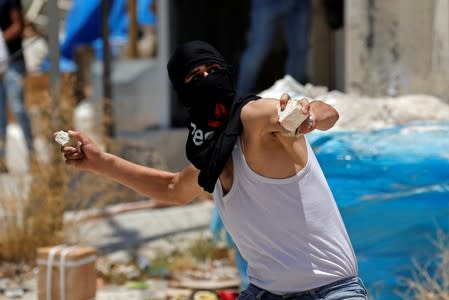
[{"xmin": 259, "ymin": 75, "xmax": 449, "ymax": 131}]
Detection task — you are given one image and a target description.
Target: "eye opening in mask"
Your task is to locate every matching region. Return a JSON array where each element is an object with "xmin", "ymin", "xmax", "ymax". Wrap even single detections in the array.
[{"xmin": 184, "ymin": 63, "xmax": 223, "ymax": 84}]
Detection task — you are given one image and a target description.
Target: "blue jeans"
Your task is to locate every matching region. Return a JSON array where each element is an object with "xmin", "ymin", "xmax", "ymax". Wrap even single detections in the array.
[
  {"xmin": 0, "ymin": 59, "xmax": 33, "ymax": 159},
  {"xmin": 237, "ymin": 277, "xmax": 368, "ymax": 300},
  {"xmin": 237, "ymin": 0, "xmax": 312, "ymax": 95}
]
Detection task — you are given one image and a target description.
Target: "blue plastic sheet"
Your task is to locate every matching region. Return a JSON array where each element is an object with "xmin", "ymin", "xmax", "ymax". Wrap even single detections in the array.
[
  {"xmin": 60, "ymin": 0, "xmax": 155, "ymax": 60},
  {"xmin": 211, "ymin": 121, "xmax": 449, "ymax": 299},
  {"xmin": 308, "ymin": 121, "xmax": 449, "ymax": 300}
]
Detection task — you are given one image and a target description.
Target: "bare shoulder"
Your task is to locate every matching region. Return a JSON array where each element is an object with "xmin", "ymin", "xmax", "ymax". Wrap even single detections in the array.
[
  {"xmin": 241, "ymin": 98, "xmax": 277, "ymax": 120},
  {"xmin": 241, "ymin": 98, "xmax": 282, "ymax": 136},
  {"xmin": 240, "ymin": 99, "xmax": 259, "ymax": 122},
  {"xmin": 241, "ymin": 98, "xmax": 311, "ymax": 170}
]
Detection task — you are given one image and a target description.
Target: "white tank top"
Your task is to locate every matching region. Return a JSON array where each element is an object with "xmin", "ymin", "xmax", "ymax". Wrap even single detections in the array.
[{"xmin": 213, "ymin": 138, "xmax": 358, "ymax": 294}]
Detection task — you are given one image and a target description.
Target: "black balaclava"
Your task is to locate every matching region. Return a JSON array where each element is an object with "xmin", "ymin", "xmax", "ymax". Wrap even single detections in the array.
[
  {"xmin": 167, "ymin": 40, "xmax": 260, "ymax": 192},
  {"xmin": 167, "ymin": 40, "xmax": 233, "ymax": 108}
]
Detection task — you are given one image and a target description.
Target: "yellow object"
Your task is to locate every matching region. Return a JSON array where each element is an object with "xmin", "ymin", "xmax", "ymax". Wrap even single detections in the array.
[{"xmin": 194, "ymin": 291, "xmax": 218, "ymax": 300}]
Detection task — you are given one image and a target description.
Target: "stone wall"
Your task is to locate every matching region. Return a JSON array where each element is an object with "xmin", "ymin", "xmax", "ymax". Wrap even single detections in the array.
[{"xmin": 345, "ymin": 0, "xmax": 449, "ymax": 101}]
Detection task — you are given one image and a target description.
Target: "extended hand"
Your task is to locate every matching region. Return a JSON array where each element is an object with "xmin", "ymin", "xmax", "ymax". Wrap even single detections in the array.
[
  {"xmin": 54, "ymin": 130, "xmax": 104, "ymax": 171},
  {"xmin": 278, "ymin": 93, "xmax": 315, "ymax": 136},
  {"xmin": 297, "ymin": 98, "xmax": 315, "ymax": 135}
]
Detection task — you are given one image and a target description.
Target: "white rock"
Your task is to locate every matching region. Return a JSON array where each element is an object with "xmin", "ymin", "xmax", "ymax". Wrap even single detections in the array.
[{"xmin": 278, "ymin": 100, "xmax": 308, "ymax": 133}]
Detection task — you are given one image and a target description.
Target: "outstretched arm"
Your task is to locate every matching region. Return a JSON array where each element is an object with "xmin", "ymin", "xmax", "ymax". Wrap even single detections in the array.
[
  {"xmin": 241, "ymin": 93, "xmax": 339, "ymax": 136},
  {"xmin": 57, "ymin": 130, "xmax": 205, "ymax": 204},
  {"xmin": 240, "ymin": 93, "xmax": 339, "ymax": 166}
]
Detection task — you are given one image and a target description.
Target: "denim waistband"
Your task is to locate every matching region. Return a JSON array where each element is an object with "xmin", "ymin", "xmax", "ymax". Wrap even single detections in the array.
[{"xmin": 247, "ymin": 276, "xmax": 364, "ymax": 300}]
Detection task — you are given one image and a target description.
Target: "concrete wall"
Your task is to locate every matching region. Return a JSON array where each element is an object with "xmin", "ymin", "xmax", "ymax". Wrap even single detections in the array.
[
  {"xmin": 309, "ymin": 0, "xmax": 345, "ymax": 92},
  {"xmin": 345, "ymin": 0, "xmax": 449, "ymax": 101}
]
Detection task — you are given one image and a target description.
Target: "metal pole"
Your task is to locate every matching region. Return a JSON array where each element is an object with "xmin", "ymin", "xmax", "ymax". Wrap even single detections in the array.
[
  {"xmin": 128, "ymin": 0, "xmax": 138, "ymax": 58},
  {"xmin": 46, "ymin": 0, "xmax": 64, "ymax": 234},
  {"xmin": 158, "ymin": 0, "xmax": 170, "ymax": 128},
  {"xmin": 47, "ymin": 0, "xmax": 60, "ymax": 129},
  {"xmin": 101, "ymin": 0, "xmax": 114, "ymax": 139}
]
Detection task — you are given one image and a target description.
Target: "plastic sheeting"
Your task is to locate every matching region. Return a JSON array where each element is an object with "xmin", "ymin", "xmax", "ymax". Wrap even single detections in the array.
[
  {"xmin": 308, "ymin": 121, "xmax": 449, "ymax": 300},
  {"xmin": 60, "ymin": 0, "xmax": 155, "ymax": 60}
]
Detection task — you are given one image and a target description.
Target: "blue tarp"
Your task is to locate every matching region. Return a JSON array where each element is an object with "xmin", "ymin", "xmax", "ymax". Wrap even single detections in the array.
[
  {"xmin": 61, "ymin": 0, "xmax": 155, "ymax": 59},
  {"xmin": 308, "ymin": 121, "xmax": 449, "ymax": 300},
  {"xmin": 43, "ymin": 0, "xmax": 155, "ymax": 72},
  {"xmin": 211, "ymin": 121, "xmax": 449, "ymax": 300}
]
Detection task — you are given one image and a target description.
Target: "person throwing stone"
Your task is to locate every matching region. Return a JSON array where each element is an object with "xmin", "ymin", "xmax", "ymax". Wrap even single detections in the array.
[{"xmin": 57, "ymin": 41, "xmax": 368, "ymax": 300}]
